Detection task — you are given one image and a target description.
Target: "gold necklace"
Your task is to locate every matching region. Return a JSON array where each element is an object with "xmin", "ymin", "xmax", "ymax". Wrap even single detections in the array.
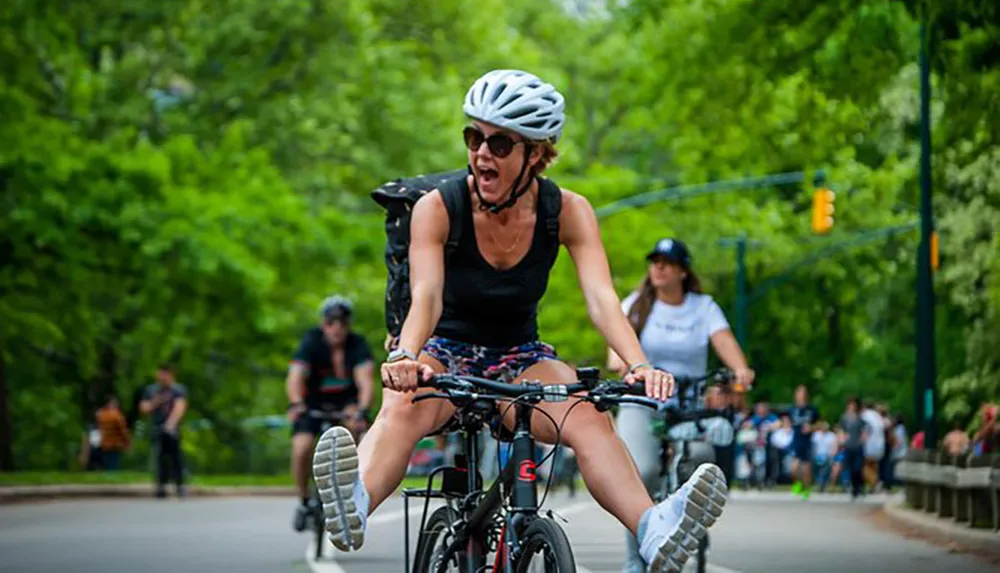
[
  {"xmin": 483, "ymin": 209, "xmax": 528, "ymax": 254},
  {"xmin": 487, "ymin": 222, "xmax": 525, "ymax": 254}
]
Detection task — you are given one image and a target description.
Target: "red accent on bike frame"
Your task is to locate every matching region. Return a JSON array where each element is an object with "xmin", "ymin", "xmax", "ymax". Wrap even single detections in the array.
[
  {"xmin": 493, "ymin": 524, "xmax": 507, "ymax": 571},
  {"xmin": 518, "ymin": 459, "xmax": 537, "ymax": 482}
]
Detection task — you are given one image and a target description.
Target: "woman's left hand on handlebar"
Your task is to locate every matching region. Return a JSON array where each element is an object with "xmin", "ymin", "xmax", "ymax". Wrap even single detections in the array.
[{"xmin": 625, "ymin": 365, "xmax": 675, "ymax": 402}]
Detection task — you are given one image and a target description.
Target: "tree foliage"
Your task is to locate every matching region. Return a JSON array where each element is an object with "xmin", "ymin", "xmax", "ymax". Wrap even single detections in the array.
[{"xmin": 1, "ymin": 0, "xmax": 996, "ymax": 470}]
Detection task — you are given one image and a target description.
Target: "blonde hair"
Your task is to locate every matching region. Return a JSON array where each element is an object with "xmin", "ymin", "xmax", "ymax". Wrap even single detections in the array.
[{"xmin": 530, "ymin": 140, "xmax": 559, "ymax": 176}]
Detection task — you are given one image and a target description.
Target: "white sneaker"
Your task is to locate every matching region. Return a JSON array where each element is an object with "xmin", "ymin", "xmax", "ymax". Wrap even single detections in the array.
[
  {"xmin": 313, "ymin": 426, "xmax": 368, "ymax": 551},
  {"xmin": 640, "ymin": 463, "xmax": 727, "ymax": 573}
]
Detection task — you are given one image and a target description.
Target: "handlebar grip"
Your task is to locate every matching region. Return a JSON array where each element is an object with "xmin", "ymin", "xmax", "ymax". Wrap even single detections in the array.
[
  {"xmin": 595, "ymin": 381, "xmax": 646, "ymax": 396},
  {"xmin": 616, "ymin": 396, "xmax": 660, "ymax": 409}
]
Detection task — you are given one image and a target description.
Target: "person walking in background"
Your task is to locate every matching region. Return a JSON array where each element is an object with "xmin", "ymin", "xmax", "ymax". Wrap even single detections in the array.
[
  {"xmin": 810, "ymin": 420, "xmax": 837, "ymax": 491},
  {"xmin": 140, "ymin": 364, "xmax": 189, "ymax": 498},
  {"xmin": 885, "ymin": 413, "xmax": 907, "ymax": 490},
  {"xmin": 95, "ymin": 394, "xmax": 131, "ymax": 471},
  {"xmin": 79, "ymin": 419, "xmax": 103, "ymax": 471},
  {"xmin": 789, "ymin": 385, "xmax": 819, "ymax": 498},
  {"xmin": 942, "ymin": 422, "xmax": 970, "ymax": 456},
  {"xmin": 750, "ymin": 401, "xmax": 778, "ymax": 487},
  {"xmin": 860, "ymin": 401, "xmax": 885, "ymax": 491},
  {"xmin": 972, "ymin": 404, "xmax": 998, "ymax": 455},
  {"xmin": 769, "ymin": 414, "xmax": 794, "ymax": 483},
  {"xmin": 839, "ymin": 397, "xmax": 866, "ymax": 499}
]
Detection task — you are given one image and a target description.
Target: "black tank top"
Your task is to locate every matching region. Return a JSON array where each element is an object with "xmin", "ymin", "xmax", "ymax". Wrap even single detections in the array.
[{"xmin": 434, "ymin": 177, "xmax": 562, "ymax": 348}]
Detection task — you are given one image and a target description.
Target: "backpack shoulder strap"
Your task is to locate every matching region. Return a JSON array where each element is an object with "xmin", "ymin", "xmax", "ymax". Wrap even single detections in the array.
[
  {"xmin": 438, "ymin": 176, "xmax": 468, "ymax": 252},
  {"xmin": 537, "ymin": 177, "xmax": 562, "ymax": 238}
]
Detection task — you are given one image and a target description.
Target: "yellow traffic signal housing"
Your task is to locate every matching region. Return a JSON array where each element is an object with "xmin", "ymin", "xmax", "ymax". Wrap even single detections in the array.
[
  {"xmin": 811, "ymin": 188, "xmax": 835, "ymax": 234},
  {"xmin": 930, "ymin": 230, "xmax": 939, "ymax": 272}
]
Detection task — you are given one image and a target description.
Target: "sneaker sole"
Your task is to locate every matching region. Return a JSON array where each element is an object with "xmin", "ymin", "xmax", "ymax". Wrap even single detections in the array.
[
  {"xmin": 648, "ymin": 463, "xmax": 728, "ymax": 573},
  {"xmin": 312, "ymin": 426, "xmax": 365, "ymax": 551}
]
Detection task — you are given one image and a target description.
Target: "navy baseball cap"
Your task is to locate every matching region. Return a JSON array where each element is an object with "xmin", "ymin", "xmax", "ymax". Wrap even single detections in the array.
[{"xmin": 645, "ymin": 238, "xmax": 692, "ymax": 267}]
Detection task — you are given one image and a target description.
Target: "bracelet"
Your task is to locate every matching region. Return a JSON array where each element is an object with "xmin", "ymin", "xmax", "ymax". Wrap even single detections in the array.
[{"xmin": 628, "ymin": 362, "xmax": 652, "ymax": 374}]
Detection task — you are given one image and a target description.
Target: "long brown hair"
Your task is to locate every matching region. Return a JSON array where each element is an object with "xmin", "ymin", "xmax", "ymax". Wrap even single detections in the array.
[{"xmin": 627, "ymin": 264, "xmax": 703, "ymax": 335}]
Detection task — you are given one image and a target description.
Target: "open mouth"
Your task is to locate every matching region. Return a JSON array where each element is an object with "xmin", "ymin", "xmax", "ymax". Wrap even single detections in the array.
[{"xmin": 477, "ymin": 167, "xmax": 499, "ymax": 186}]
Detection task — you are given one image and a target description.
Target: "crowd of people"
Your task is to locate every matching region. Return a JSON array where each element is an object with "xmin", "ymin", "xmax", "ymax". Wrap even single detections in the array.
[{"xmin": 731, "ymin": 392, "xmax": 908, "ymax": 499}]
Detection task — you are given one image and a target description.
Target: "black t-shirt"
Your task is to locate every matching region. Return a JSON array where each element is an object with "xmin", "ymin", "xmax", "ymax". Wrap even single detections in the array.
[
  {"xmin": 790, "ymin": 405, "xmax": 819, "ymax": 446},
  {"xmin": 142, "ymin": 383, "xmax": 188, "ymax": 430},
  {"xmin": 292, "ymin": 328, "xmax": 373, "ymax": 408}
]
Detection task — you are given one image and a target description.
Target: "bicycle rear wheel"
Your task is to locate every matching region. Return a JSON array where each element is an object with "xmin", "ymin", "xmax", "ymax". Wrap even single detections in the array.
[
  {"xmin": 313, "ymin": 496, "xmax": 325, "ymax": 560},
  {"xmin": 514, "ymin": 518, "xmax": 575, "ymax": 573}
]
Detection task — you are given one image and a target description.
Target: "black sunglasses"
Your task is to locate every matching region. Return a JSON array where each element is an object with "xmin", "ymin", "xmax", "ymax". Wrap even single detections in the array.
[{"xmin": 462, "ymin": 126, "xmax": 525, "ymax": 158}]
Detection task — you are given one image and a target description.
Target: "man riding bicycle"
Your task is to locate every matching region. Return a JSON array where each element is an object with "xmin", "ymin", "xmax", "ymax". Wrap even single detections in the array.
[
  {"xmin": 287, "ymin": 295, "xmax": 374, "ymax": 532},
  {"xmin": 312, "ymin": 69, "xmax": 729, "ymax": 572}
]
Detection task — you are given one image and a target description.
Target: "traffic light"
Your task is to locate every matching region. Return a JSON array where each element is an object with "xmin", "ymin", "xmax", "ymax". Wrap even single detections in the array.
[
  {"xmin": 811, "ymin": 188, "xmax": 835, "ymax": 234},
  {"xmin": 930, "ymin": 230, "xmax": 939, "ymax": 272}
]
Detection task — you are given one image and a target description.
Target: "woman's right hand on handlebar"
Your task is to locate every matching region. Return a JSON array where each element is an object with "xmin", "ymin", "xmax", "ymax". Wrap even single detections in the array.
[{"xmin": 381, "ymin": 359, "xmax": 435, "ymax": 392}]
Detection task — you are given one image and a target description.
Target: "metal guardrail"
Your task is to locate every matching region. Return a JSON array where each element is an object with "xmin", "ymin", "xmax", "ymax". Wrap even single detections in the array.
[{"xmin": 895, "ymin": 449, "xmax": 1000, "ymax": 532}]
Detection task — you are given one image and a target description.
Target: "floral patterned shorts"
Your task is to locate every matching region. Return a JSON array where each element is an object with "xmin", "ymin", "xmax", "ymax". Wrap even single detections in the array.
[{"xmin": 422, "ymin": 336, "xmax": 559, "ymax": 383}]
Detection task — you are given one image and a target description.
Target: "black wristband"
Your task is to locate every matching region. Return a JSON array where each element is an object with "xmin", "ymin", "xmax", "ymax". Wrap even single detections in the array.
[{"xmin": 287, "ymin": 401, "xmax": 304, "ymax": 411}]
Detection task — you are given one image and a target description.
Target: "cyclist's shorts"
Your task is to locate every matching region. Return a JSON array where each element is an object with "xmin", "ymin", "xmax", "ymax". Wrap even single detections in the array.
[{"xmin": 422, "ymin": 336, "xmax": 558, "ymax": 383}]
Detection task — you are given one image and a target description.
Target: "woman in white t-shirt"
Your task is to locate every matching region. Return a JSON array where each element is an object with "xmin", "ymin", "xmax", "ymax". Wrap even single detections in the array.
[{"xmin": 607, "ymin": 238, "xmax": 754, "ymax": 573}]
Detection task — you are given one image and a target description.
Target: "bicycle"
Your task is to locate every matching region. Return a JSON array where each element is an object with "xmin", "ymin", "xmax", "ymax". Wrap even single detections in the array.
[
  {"xmin": 404, "ymin": 367, "xmax": 678, "ymax": 573},
  {"xmin": 650, "ymin": 369, "xmax": 738, "ymax": 573},
  {"xmin": 301, "ymin": 409, "xmax": 367, "ymax": 561}
]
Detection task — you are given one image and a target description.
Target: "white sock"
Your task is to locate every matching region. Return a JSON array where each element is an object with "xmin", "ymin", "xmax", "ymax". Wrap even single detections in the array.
[{"xmin": 353, "ymin": 475, "xmax": 370, "ymax": 528}]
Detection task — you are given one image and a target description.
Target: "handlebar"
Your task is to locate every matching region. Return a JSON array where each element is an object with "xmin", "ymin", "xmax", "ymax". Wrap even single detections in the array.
[
  {"xmin": 413, "ymin": 367, "xmax": 736, "ymax": 411},
  {"xmin": 412, "ymin": 370, "xmax": 739, "ymax": 448},
  {"xmin": 674, "ymin": 368, "xmax": 737, "ymax": 389},
  {"xmin": 306, "ymin": 409, "xmax": 364, "ymax": 422}
]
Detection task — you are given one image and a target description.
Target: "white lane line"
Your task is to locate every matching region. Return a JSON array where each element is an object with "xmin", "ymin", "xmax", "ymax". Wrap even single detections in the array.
[
  {"xmin": 706, "ymin": 565, "xmax": 743, "ymax": 573},
  {"xmin": 305, "ymin": 538, "xmax": 345, "ymax": 573}
]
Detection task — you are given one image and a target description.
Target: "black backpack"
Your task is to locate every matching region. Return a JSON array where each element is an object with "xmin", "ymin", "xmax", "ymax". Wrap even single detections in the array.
[
  {"xmin": 371, "ymin": 170, "xmax": 563, "ymax": 343},
  {"xmin": 371, "ymin": 169, "xmax": 468, "ymax": 340}
]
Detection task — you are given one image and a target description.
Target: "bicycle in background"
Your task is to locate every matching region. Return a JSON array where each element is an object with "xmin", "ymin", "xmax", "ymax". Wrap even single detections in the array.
[{"xmin": 651, "ymin": 368, "xmax": 738, "ymax": 573}]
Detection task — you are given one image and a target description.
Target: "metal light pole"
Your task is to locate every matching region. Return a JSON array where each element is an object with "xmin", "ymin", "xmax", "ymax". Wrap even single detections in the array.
[
  {"xmin": 916, "ymin": 10, "xmax": 938, "ymax": 447},
  {"xmin": 718, "ymin": 235, "xmax": 754, "ymax": 347},
  {"xmin": 733, "ymin": 236, "xmax": 748, "ymax": 347}
]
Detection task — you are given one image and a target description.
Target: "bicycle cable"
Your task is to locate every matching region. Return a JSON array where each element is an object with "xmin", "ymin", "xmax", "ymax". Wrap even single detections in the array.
[{"xmin": 495, "ymin": 391, "xmax": 565, "ymax": 509}]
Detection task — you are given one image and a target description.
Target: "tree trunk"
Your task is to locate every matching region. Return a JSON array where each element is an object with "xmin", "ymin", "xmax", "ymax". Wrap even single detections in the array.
[{"xmin": 0, "ymin": 352, "xmax": 15, "ymax": 470}]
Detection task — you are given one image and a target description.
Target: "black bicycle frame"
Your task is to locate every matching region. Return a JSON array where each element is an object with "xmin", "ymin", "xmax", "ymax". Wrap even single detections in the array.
[{"xmin": 403, "ymin": 399, "xmax": 541, "ymax": 573}]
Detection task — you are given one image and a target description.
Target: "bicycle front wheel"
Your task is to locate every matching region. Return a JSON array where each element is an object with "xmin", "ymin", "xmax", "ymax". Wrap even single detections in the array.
[
  {"xmin": 412, "ymin": 506, "xmax": 489, "ymax": 573},
  {"xmin": 515, "ymin": 518, "xmax": 575, "ymax": 573}
]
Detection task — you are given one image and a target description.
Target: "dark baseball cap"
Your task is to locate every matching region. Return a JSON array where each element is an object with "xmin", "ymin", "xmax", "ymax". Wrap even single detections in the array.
[{"xmin": 645, "ymin": 238, "xmax": 692, "ymax": 267}]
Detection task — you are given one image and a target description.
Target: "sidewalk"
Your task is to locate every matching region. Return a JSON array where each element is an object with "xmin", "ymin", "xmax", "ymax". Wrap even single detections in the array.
[{"xmin": 882, "ymin": 498, "xmax": 1000, "ymax": 560}]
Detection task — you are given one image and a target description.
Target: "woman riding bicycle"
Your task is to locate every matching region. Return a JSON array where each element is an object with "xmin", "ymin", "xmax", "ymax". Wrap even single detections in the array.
[
  {"xmin": 313, "ymin": 69, "xmax": 728, "ymax": 572},
  {"xmin": 607, "ymin": 239, "xmax": 754, "ymax": 573}
]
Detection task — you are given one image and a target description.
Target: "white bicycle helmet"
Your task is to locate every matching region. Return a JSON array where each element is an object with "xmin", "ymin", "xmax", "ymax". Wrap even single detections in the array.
[
  {"xmin": 319, "ymin": 295, "xmax": 353, "ymax": 321},
  {"xmin": 463, "ymin": 69, "xmax": 566, "ymax": 143}
]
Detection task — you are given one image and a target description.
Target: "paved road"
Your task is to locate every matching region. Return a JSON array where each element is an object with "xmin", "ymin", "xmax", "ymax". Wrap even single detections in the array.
[{"xmin": 0, "ymin": 491, "xmax": 994, "ymax": 573}]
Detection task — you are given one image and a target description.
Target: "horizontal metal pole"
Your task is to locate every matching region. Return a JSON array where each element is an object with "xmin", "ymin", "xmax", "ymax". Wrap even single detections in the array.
[{"xmin": 595, "ymin": 170, "xmax": 826, "ymax": 219}]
